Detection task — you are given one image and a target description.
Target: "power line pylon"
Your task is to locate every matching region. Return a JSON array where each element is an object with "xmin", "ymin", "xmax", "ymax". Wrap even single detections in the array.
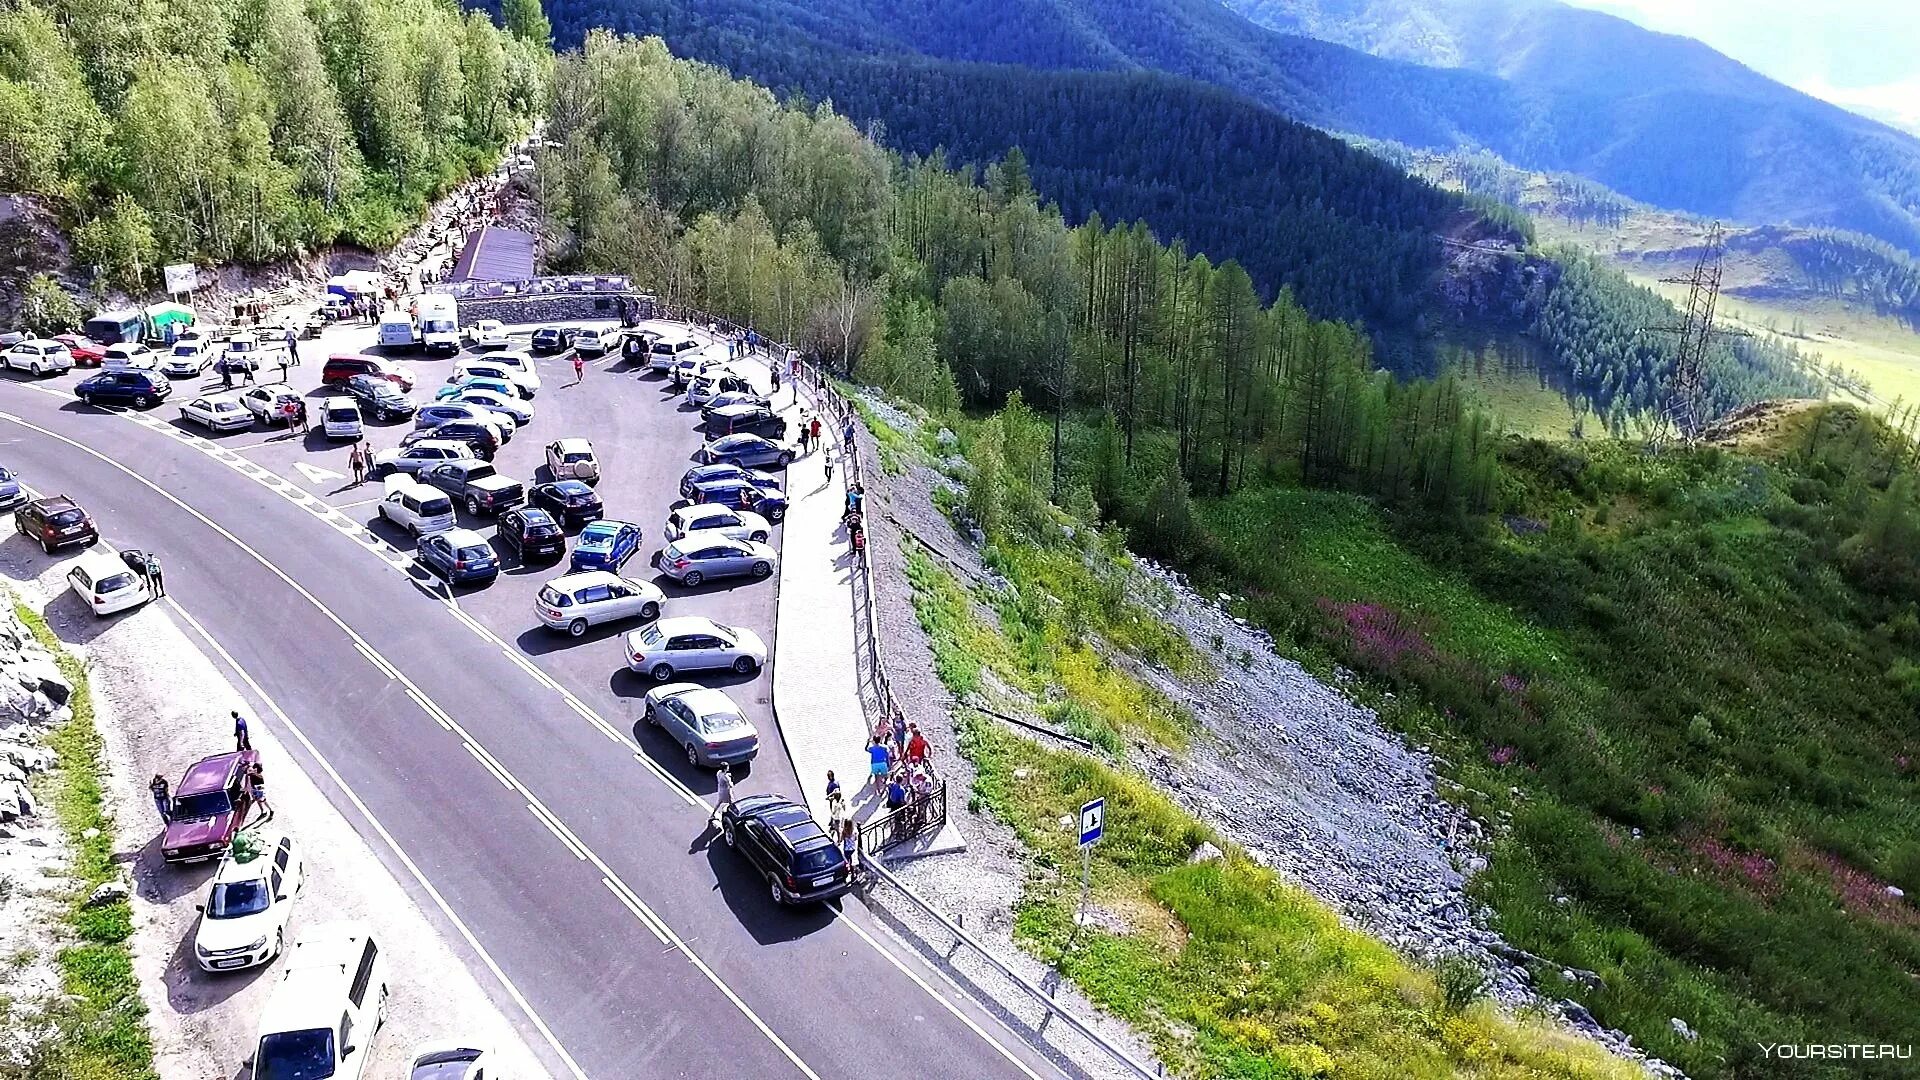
[{"xmin": 1651, "ymin": 222, "xmax": 1746, "ymax": 442}]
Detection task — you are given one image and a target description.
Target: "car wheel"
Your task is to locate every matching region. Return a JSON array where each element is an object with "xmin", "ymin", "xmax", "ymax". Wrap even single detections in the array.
[
  {"xmin": 650, "ymin": 662, "xmax": 674, "ymax": 682},
  {"xmin": 644, "ymin": 701, "xmax": 658, "ymax": 725},
  {"xmin": 274, "ymin": 928, "xmax": 284, "ymax": 957},
  {"xmin": 769, "ymin": 876, "xmax": 786, "ymax": 905},
  {"xmin": 750, "ymin": 531, "xmax": 768, "ymax": 543},
  {"xmin": 29, "ymin": 362, "xmax": 41, "ymax": 376},
  {"xmin": 40, "ymin": 537, "xmax": 54, "ymax": 555},
  {"xmin": 640, "ymin": 601, "xmax": 659, "ymax": 621},
  {"xmin": 768, "ymin": 507, "xmax": 786, "ymax": 523},
  {"xmin": 78, "ymin": 392, "xmax": 93, "ymax": 406},
  {"xmin": 685, "ymin": 743, "xmax": 701, "ymax": 768},
  {"xmin": 722, "ymin": 819, "xmax": 736, "ymax": 848},
  {"xmin": 466, "ymin": 495, "xmax": 481, "ymax": 516},
  {"xmin": 408, "ymin": 522, "xmax": 420, "ymax": 539},
  {"xmin": 567, "ymin": 617, "xmax": 587, "ymax": 637},
  {"xmin": 137, "ymin": 395, "xmax": 153, "ymax": 408},
  {"xmin": 732, "ymin": 656, "xmax": 757, "ymax": 675},
  {"xmin": 777, "ymin": 451, "xmax": 793, "ymax": 466},
  {"xmin": 682, "ymin": 570, "xmax": 703, "ymax": 587},
  {"xmin": 751, "ymin": 561, "xmax": 771, "ymax": 579}
]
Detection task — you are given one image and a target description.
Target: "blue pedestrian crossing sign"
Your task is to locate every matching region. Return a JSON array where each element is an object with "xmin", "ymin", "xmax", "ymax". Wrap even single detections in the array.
[{"xmin": 1078, "ymin": 798, "xmax": 1106, "ymax": 846}]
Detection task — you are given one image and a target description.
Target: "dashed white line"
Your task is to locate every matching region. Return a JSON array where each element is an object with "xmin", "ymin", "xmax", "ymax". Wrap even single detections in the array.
[
  {"xmin": 601, "ymin": 876, "xmax": 670, "ymax": 945},
  {"xmin": 529, "ymin": 802, "xmax": 588, "ymax": 861},
  {"xmin": 465, "ymin": 742, "xmax": 514, "ymax": 790},
  {"xmin": 355, "ymin": 641, "xmax": 398, "ymax": 680}
]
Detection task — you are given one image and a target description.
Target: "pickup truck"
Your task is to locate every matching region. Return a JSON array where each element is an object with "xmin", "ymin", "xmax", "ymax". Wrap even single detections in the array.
[{"xmin": 419, "ymin": 460, "xmax": 524, "ymax": 516}]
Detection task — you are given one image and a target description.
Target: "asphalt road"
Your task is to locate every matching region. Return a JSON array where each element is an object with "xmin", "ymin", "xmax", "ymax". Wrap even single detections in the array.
[{"xmin": 0, "ymin": 319, "xmax": 1058, "ymax": 1080}]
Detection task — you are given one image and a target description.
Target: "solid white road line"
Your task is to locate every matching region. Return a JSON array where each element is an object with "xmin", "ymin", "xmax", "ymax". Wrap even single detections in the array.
[
  {"xmin": 530, "ymin": 802, "xmax": 589, "ymax": 861},
  {"xmin": 601, "ymin": 876, "xmax": 670, "ymax": 944},
  {"xmin": 465, "ymin": 742, "xmax": 515, "ymax": 790},
  {"xmin": 161, "ymin": 598, "xmax": 592, "ymax": 1080}
]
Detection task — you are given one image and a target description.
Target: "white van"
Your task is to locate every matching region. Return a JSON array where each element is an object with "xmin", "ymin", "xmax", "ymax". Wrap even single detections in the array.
[
  {"xmin": 376, "ymin": 312, "xmax": 417, "ymax": 349},
  {"xmin": 321, "ymin": 396, "xmax": 363, "ymax": 441},
  {"xmin": 687, "ymin": 364, "xmax": 770, "ymax": 407},
  {"xmin": 379, "ymin": 475, "xmax": 455, "ymax": 537},
  {"xmin": 417, "ymin": 296, "xmax": 460, "ymax": 356},
  {"xmin": 649, "ymin": 335, "xmax": 701, "ymax": 372},
  {"xmin": 66, "ymin": 548, "xmax": 154, "ymax": 616},
  {"xmin": 252, "ymin": 922, "xmax": 388, "ymax": 1080}
]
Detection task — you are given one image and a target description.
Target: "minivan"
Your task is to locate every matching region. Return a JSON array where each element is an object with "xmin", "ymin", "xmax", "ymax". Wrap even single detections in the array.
[
  {"xmin": 252, "ymin": 922, "xmax": 388, "ymax": 1080},
  {"xmin": 321, "ymin": 396, "xmax": 363, "ymax": 441},
  {"xmin": 378, "ymin": 475, "xmax": 456, "ymax": 537},
  {"xmin": 376, "ymin": 312, "xmax": 417, "ymax": 349},
  {"xmin": 66, "ymin": 548, "xmax": 154, "ymax": 616},
  {"xmin": 649, "ymin": 335, "xmax": 702, "ymax": 372}
]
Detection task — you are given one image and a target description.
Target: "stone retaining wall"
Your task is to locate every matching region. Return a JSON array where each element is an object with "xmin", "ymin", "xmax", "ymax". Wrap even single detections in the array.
[{"xmin": 453, "ymin": 292, "xmax": 654, "ymax": 327}]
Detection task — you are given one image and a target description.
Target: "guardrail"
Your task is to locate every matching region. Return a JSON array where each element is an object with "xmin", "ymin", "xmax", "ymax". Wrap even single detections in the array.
[
  {"xmin": 858, "ymin": 780, "xmax": 948, "ymax": 857},
  {"xmin": 863, "ymin": 860, "xmax": 1165, "ymax": 1080}
]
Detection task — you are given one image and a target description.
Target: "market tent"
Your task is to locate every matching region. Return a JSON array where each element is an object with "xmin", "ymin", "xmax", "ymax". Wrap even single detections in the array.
[
  {"xmin": 142, "ymin": 302, "xmax": 196, "ymax": 334},
  {"xmin": 325, "ymin": 270, "xmax": 385, "ymax": 298}
]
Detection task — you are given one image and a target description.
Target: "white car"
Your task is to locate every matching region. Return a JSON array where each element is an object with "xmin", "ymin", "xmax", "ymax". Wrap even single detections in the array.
[
  {"xmin": 545, "ymin": 438, "xmax": 599, "ymax": 483},
  {"xmin": 2, "ymin": 338, "xmax": 75, "ymax": 375},
  {"xmin": 452, "ymin": 354, "xmax": 539, "ymax": 397},
  {"xmin": 102, "ymin": 342, "xmax": 159, "ymax": 370},
  {"xmin": 483, "ymin": 349, "xmax": 542, "ymax": 394},
  {"xmin": 179, "ymin": 392, "xmax": 254, "ymax": 431},
  {"xmin": 417, "ymin": 402, "xmax": 517, "ymax": 438},
  {"xmin": 253, "ymin": 922, "xmax": 388, "ymax": 1080},
  {"xmin": 535, "ymin": 570, "xmax": 664, "ymax": 636},
  {"xmin": 321, "ymin": 396, "xmax": 363, "ymax": 440},
  {"xmin": 407, "ymin": 1041, "xmax": 497, "ymax": 1080},
  {"xmin": 193, "ymin": 834, "xmax": 304, "ymax": 972},
  {"xmin": 663, "ymin": 504, "xmax": 772, "ymax": 544},
  {"xmin": 643, "ymin": 683, "xmax": 760, "ymax": 768},
  {"xmin": 464, "ymin": 320, "xmax": 509, "ymax": 348},
  {"xmin": 455, "ymin": 388, "xmax": 533, "ymax": 425},
  {"xmin": 571, "ymin": 328, "xmax": 611, "ymax": 357},
  {"xmin": 624, "ymin": 616, "xmax": 768, "ymax": 681},
  {"xmin": 238, "ymin": 383, "xmax": 304, "ymax": 424},
  {"xmin": 161, "ymin": 338, "xmax": 214, "ymax": 377},
  {"xmin": 372, "ymin": 440, "xmax": 477, "ymax": 479}
]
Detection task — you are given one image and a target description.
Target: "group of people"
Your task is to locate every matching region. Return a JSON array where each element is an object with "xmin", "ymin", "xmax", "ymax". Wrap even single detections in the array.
[{"xmin": 147, "ymin": 710, "xmax": 273, "ymax": 830}]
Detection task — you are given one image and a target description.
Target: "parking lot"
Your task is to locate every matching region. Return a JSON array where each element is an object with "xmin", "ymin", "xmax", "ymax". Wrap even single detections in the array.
[{"xmin": 38, "ymin": 311, "xmax": 798, "ymax": 796}]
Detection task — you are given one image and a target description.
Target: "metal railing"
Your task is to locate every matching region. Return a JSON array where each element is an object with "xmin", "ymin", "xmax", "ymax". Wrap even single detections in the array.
[{"xmin": 858, "ymin": 780, "xmax": 948, "ymax": 857}]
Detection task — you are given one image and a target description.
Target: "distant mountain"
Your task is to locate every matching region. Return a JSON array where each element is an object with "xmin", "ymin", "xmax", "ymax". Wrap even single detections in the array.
[
  {"xmin": 1227, "ymin": 0, "xmax": 1920, "ymax": 254},
  {"xmin": 547, "ymin": 0, "xmax": 1920, "ymax": 257}
]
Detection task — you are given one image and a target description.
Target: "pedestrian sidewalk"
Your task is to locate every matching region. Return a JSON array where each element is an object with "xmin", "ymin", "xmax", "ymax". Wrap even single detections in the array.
[{"xmin": 769, "ymin": 380, "xmax": 964, "ymax": 858}]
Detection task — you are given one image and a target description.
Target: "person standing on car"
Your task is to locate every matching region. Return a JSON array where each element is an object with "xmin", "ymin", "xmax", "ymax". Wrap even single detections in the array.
[{"xmin": 149, "ymin": 774, "xmax": 171, "ymax": 824}]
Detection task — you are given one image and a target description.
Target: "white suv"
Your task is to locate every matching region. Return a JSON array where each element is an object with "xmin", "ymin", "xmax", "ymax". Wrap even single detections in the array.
[
  {"xmin": 194, "ymin": 834, "xmax": 304, "ymax": 971},
  {"xmin": 2, "ymin": 339, "xmax": 75, "ymax": 375},
  {"xmin": 252, "ymin": 922, "xmax": 388, "ymax": 1080}
]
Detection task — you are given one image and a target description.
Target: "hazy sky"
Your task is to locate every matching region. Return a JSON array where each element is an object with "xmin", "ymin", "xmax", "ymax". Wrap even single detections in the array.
[{"xmin": 1564, "ymin": 0, "xmax": 1920, "ymax": 132}]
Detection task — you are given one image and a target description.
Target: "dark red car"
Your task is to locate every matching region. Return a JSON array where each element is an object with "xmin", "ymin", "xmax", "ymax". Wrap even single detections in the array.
[
  {"xmin": 53, "ymin": 334, "xmax": 106, "ymax": 367},
  {"xmin": 322, "ymin": 353, "xmax": 415, "ymax": 391},
  {"xmin": 161, "ymin": 750, "xmax": 259, "ymax": 864}
]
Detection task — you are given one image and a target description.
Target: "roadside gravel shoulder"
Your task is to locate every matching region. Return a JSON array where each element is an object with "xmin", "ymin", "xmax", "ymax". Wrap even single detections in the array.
[{"xmin": 0, "ymin": 549, "xmax": 550, "ymax": 1080}]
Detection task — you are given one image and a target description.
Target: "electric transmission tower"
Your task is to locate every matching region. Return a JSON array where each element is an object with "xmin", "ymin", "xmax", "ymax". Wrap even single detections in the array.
[{"xmin": 1650, "ymin": 222, "xmax": 1747, "ymax": 442}]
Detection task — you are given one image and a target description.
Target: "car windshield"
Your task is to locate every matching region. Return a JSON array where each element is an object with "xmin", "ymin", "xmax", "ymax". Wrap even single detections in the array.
[
  {"xmin": 49, "ymin": 509, "xmax": 84, "ymax": 526},
  {"xmin": 566, "ymin": 492, "xmax": 595, "ymax": 506},
  {"xmin": 457, "ymin": 545, "xmax": 492, "ymax": 561},
  {"xmin": 423, "ymin": 319, "xmax": 455, "ymax": 333},
  {"xmin": 172, "ymin": 790, "xmax": 232, "ymax": 819},
  {"xmin": 255, "ymin": 1029, "xmax": 336, "ymax": 1080},
  {"xmin": 582, "ymin": 526, "xmax": 612, "ymax": 544},
  {"xmin": 95, "ymin": 572, "xmax": 136, "ymax": 594},
  {"xmin": 172, "ymin": 345, "xmax": 197, "ymax": 356},
  {"xmin": 793, "ymin": 845, "xmax": 845, "ymax": 875},
  {"xmin": 698, "ymin": 711, "xmax": 742, "ymax": 733},
  {"xmin": 207, "ymin": 879, "xmax": 270, "ymax": 918},
  {"xmin": 564, "ymin": 451, "xmax": 592, "ymax": 462},
  {"xmin": 538, "ymin": 587, "xmax": 570, "ymax": 607},
  {"xmin": 326, "ymin": 408, "xmax": 357, "ymax": 422},
  {"xmin": 465, "ymin": 464, "xmax": 497, "ymax": 480},
  {"xmin": 419, "ymin": 497, "xmax": 453, "ymax": 516},
  {"xmin": 639, "ymin": 625, "xmax": 663, "ymax": 645}
]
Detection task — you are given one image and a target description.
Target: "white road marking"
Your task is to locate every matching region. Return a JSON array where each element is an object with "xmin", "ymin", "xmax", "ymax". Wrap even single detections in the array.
[
  {"xmin": 601, "ymin": 877, "xmax": 670, "ymax": 945},
  {"xmin": 465, "ymin": 742, "xmax": 515, "ymax": 790},
  {"xmin": 355, "ymin": 641, "xmax": 398, "ymax": 680},
  {"xmin": 529, "ymin": 802, "xmax": 589, "ymax": 861},
  {"xmin": 406, "ymin": 687, "xmax": 453, "ymax": 730},
  {"xmin": 331, "ymin": 496, "xmax": 381, "ymax": 511},
  {"xmin": 158, "ymin": 598, "xmax": 592, "ymax": 1080},
  {"xmin": 294, "ymin": 461, "xmax": 346, "ymax": 483}
]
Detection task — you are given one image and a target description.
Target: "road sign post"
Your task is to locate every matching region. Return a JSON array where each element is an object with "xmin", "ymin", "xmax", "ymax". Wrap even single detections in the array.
[{"xmin": 1076, "ymin": 798, "xmax": 1105, "ymax": 926}]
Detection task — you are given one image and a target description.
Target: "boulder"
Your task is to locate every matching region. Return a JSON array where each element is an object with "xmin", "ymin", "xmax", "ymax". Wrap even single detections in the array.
[
  {"xmin": 1669, "ymin": 1017, "xmax": 1698, "ymax": 1041},
  {"xmin": 1188, "ymin": 841, "xmax": 1225, "ymax": 863},
  {"xmin": 84, "ymin": 881, "xmax": 129, "ymax": 908},
  {"xmin": 0, "ymin": 779, "xmax": 35, "ymax": 820}
]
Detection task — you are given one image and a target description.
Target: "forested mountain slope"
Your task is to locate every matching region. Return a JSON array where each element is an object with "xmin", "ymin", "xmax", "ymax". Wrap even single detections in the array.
[{"xmin": 545, "ymin": 0, "xmax": 1920, "ymax": 257}]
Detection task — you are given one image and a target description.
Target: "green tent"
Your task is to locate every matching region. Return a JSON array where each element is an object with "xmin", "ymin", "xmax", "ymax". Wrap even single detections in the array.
[{"xmin": 142, "ymin": 302, "xmax": 196, "ymax": 338}]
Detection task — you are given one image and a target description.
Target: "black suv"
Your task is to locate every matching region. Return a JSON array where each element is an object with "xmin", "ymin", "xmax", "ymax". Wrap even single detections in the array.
[
  {"xmin": 529, "ymin": 326, "xmax": 577, "ymax": 352},
  {"xmin": 720, "ymin": 794, "xmax": 852, "ymax": 906},
  {"xmin": 496, "ymin": 507, "xmax": 566, "ymax": 563},
  {"xmin": 15, "ymin": 495, "xmax": 99, "ymax": 554},
  {"xmin": 342, "ymin": 374, "xmax": 416, "ymax": 421}
]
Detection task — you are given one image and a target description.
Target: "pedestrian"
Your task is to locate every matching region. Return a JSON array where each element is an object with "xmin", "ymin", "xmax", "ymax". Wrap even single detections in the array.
[
  {"xmin": 221, "ymin": 362, "xmax": 234, "ymax": 391},
  {"xmin": 839, "ymin": 817, "xmax": 858, "ymax": 872},
  {"xmin": 906, "ymin": 723, "xmax": 929, "ymax": 767},
  {"xmin": 350, "ymin": 442, "xmax": 367, "ymax": 485},
  {"xmin": 885, "ymin": 773, "xmax": 909, "ymax": 812},
  {"xmin": 572, "ymin": 354, "xmax": 585, "ymax": 384},
  {"xmin": 246, "ymin": 762, "xmax": 271, "ymax": 824},
  {"xmin": 846, "ymin": 484, "xmax": 864, "ymax": 517},
  {"xmin": 843, "ymin": 417, "xmax": 857, "ymax": 453},
  {"xmin": 146, "ymin": 553, "xmax": 166, "ymax": 599},
  {"xmin": 798, "ymin": 423, "xmax": 811, "ymax": 456},
  {"xmin": 293, "ymin": 399, "xmax": 308, "ymax": 433},
  {"xmin": 233, "ymin": 710, "xmax": 252, "ymax": 752},
  {"xmin": 824, "ymin": 452, "xmax": 834, "ymax": 486},
  {"xmin": 150, "ymin": 774, "xmax": 171, "ymax": 824},
  {"xmin": 892, "ymin": 709, "xmax": 909, "ymax": 759},
  {"xmin": 710, "ymin": 763, "xmax": 734, "ymax": 827},
  {"xmin": 867, "ymin": 737, "xmax": 890, "ymax": 797},
  {"xmin": 825, "ymin": 769, "xmax": 842, "ymax": 805},
  {"xmin": 285, "ymin": 324, "xmax": 300, "ymax": 366},
  {"xmin": 771, "ymin": 367, "xmax": 782, "ymax": 394},
  {"xmin": 809, "ymin": 416, "xmax": 823, "ymax": 444}
]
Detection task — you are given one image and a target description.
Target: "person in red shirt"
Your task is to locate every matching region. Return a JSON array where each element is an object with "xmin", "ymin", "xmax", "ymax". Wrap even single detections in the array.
[{"xmin": 905, "ymin": 723, "xmax": 929, "ymax": 767}]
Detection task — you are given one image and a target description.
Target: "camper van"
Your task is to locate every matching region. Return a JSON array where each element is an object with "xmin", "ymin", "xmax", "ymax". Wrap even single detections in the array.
[
  {"xmin": 377, "ymin": 312, "xmax": 417, "ymax": 349},
  {"xmin": 417, "ymin": 296, "xmax": 460, "ymax": 356},
  {"xmin": 83, "ymin": 309, "xmax": 146, "ymax": 346}
]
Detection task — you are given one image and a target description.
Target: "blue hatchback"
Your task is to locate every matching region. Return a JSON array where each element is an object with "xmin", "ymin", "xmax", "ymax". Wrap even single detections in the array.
[
  {"xmin": 569, "ymin": 519, "xmax": 643, "ymax": 572},
  {"xmin": 0, "ymin": 467, "xmax": 25, "ymax": 512}
]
